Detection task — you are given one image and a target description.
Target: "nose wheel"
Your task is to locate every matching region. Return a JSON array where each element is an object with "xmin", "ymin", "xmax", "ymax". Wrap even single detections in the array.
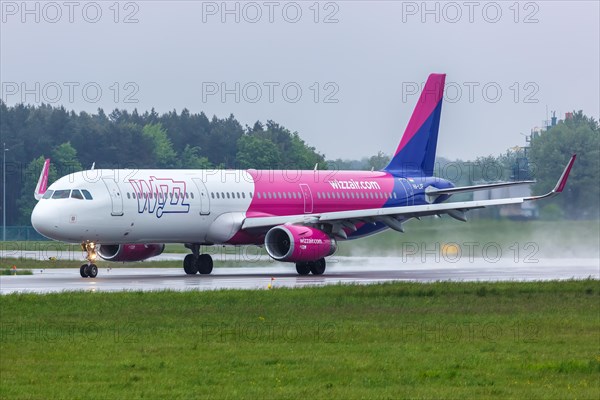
[
  {"xmin": 80, "ymin": 263, "xmax": 98, "ymax": 278},
  {"xmin": 80, "ymin": 242, "xmax": 99, "ymax": 278}
]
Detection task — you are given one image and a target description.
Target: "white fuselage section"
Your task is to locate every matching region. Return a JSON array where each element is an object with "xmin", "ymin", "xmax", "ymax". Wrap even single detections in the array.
[{"xmin": 32, "ymin": 169, "xmax": 254, "ymax": 244}]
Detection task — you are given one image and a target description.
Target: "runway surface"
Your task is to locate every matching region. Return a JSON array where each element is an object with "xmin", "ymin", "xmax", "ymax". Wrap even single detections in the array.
[{"xmin": 1, "ymin": 257, "xmax": 598, "ymax": 294}]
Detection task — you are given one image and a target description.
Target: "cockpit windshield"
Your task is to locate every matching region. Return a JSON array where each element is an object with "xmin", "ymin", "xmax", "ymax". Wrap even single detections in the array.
[
  {"xmin": 45, "ymin": 189, "xmax": 93, "ymax": 200},
  {"xmin": 81, "ymin": 190, "xmax": 93, "ymax": 200},
  {"xmin": 52, "ymin": 190, "xmax": 71, "ymax": 199}
]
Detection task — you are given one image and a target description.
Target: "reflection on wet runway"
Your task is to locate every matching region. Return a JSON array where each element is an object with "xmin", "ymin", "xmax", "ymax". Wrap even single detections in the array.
[{"xmin": 1, "ymin": 256, "xmax": 598, "ymax": 294}]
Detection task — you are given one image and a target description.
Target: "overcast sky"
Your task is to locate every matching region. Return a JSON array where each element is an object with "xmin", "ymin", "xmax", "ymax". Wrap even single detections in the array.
[{"xmin": 1, "ymin": 1, "xmax": 598, "ymax": 161}]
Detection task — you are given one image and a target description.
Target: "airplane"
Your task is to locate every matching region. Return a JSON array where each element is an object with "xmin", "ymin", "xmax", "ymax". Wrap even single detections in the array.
[{"xmin": 30, "ymin": 73, "xmax": 576, "ymax": 278}]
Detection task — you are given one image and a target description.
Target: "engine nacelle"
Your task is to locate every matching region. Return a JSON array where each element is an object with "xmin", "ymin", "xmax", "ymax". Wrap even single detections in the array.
[
  {"xmin": 265, "ymin": 225, "xmax": 336, "ymax": 262},
  {"xmin": 97, "ymin": 244, "xmax": 165, "ymax": 262}
]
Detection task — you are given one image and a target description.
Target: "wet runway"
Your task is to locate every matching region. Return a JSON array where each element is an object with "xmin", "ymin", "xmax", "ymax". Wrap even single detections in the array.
[{"xmin": 1, "ymin": 257, "xmax": 598, "ymax": 294}]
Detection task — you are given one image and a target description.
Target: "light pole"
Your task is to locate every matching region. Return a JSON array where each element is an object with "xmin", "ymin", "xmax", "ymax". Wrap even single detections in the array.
[{"xmin": 2, "ymin": 143, "xmax": 7, "ymax": 242}]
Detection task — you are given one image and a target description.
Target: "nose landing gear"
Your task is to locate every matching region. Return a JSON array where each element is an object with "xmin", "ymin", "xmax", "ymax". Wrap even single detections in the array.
[{"xmin": 80, "ymin": 241, "xmax": 99, "ymax": 278}]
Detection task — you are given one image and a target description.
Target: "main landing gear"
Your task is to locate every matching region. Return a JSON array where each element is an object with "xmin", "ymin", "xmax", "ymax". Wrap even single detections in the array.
[
  {"xmin": 183, "ymin": 244, "xmax": 214, "ymax": 275},
  {"xmin": 80, "ymin": 241, "xmax": 98, "ymax": 278},
  {"xmin": 295, "ymin": 258, "xmax": 326, "ymax": 276}
]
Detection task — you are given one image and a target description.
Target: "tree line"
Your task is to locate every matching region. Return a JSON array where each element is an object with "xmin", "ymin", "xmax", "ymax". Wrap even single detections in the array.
[
  {"xmin": 0, "ymin": 102, "xmax": 325, "ymax": 225},
  {"xmin": 1, "ymin": 102, "xmax": 597, "ymax": 225}
]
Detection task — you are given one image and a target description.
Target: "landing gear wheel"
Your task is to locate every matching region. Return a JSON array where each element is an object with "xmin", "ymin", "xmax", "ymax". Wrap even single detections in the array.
[
  {"xmin": 80, "ymin": 264, "xmax": 89, "ymax": 278},
  {"xmin": 85, "ymin": 264, "xmax": 98, "ymax": 278},
  {"xmin": 197, "ymin": 254, "xmax": 213, "ymax": 275},
  {"xmin": 295, "ymin": 262, "xmax": 311, "ymax": 276},
  {"xmin": 183, "ymin": 254, "xmax": 198, "ymax": 275},
  {"xmin": 309, "ymin": 258, "xmax": 326, "ymax": 275}
]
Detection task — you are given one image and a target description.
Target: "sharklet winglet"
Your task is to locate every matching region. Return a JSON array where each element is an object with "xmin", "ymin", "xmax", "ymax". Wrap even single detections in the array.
[{"xmin": 34, "ymin": 158, "xmax": 50, "ymax": 200}]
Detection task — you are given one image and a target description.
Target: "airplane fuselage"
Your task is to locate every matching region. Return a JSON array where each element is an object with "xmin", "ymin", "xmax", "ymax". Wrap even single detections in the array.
[{"xmin": 31, "ymin": 168, "xmax": 453, "ymax": 245}]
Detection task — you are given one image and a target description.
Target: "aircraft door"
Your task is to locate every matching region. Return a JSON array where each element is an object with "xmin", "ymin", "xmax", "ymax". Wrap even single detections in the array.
[
  {"xmin": 401, "ymin": 179, "xmax": 415, "ymax": 206},
  {"xmin": 192, "ymin": 178, "xmax": 211, "ymax": 215},
  {"xmin": 299, "ymin": 183, "xmax": 313, "ymax": 213},
  {"xmin": 102, "ymin": 177, "xmax": 124, "ymax": 216}
]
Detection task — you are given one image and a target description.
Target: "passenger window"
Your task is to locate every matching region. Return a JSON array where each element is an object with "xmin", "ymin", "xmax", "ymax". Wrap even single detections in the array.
[
  {"xmin": 190, "ymin": 192, "xmax": 194, "ymax": 199},
  {"xmin": 242, "ymin": 192, "xmax": 245, "ymax": 199},
  {"xmin": 211, "ymin": 193, "xmax": 214, "ymax": 199},
  {"xmin": 237, "ymin": 192, "xmax": 240, "ymax": 199},
  {"xmin": 317, "ymin": 192, "xmax": 321, "ymax": 199},
  {"xmin": 42, "ymin": 190, "xmax": 54, "ymax": 199},
  {"xmin": 216, "ymin": 193, "xmax": 220, "ymax": 199},
  {"xmin": 71, "ymin": 190, "xmax": 84, "ymax": 200},
  {"xmin": 257, "ymin": 192, "xmax": 261, "ymax": 199},
  {"xmin": 249, "ymin": 192, "xmax": 252, "ymax": 198},
  {"xmin": 52, "ymin": 190, "xmax": 71, "ymax": 199}
]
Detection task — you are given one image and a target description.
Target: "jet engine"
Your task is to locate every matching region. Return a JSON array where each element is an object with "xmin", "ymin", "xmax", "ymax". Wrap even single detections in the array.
[
  {"xmin": 264, "ymin": 225, "xmax": 337, "ymax": 262},
  {"xmin": 97, "ymin": 244, "xmax": 165, "ymax": 262}
]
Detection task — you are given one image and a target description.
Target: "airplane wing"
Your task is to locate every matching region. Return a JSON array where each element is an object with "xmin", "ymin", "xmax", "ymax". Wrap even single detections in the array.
[{"xmin": 241, "ymin": 155, "xmax": 576, "ymax": 236}]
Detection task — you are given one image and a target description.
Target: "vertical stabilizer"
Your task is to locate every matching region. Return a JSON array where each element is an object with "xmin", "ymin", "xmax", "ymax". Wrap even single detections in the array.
[{"xmin": 384, "ymin": 73, "xmax": 446, "ymax": 176}]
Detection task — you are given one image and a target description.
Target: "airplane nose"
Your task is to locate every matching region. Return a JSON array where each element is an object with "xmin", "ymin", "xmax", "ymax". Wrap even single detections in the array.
[{"xmin": 31, "ymin": 202, "xmax": 58, "ymax": 239}]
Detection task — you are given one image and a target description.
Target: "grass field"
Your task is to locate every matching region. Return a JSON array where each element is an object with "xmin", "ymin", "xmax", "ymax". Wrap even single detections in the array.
[{"xmin": 1, "ymin": 280, "xmax": 598, "ymax": 399}]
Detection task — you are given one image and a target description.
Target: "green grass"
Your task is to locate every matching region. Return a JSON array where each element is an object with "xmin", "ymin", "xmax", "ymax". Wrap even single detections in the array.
[
  {"xmin": 0, "ymin": 268, "xmax": 33, "ymax": 275},
  {"xmin": 1, "ymin": 280, "xmax": 599, "ymax": 399}
]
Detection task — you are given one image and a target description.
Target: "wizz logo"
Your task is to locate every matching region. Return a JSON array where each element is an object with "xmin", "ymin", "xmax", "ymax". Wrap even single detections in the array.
[{"xmin": 129, "ymin": 177, "xmax": 190, "ymax": 218}]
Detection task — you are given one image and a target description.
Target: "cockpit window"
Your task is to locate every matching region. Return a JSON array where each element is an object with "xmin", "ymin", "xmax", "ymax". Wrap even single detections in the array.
[
  {"xmin": 42, "ymin": 190, "xmax": 54, "ymax": 199},
  {"xmin": 71, "ymin": 190, "xmax": 84, "ymax": 200},
  {"xmin": 81, "ymin": 190, "xmax": 93, "ymax": 200},
  {"xmin": 52, "ymin": 190, "xmax": 71, "ymax": 199}
]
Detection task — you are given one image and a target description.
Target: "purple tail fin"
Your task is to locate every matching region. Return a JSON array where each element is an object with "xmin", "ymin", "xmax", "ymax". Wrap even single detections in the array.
[{"xmin": 384, "ymin": 73, "xmax": 446, "ymax": 176}]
